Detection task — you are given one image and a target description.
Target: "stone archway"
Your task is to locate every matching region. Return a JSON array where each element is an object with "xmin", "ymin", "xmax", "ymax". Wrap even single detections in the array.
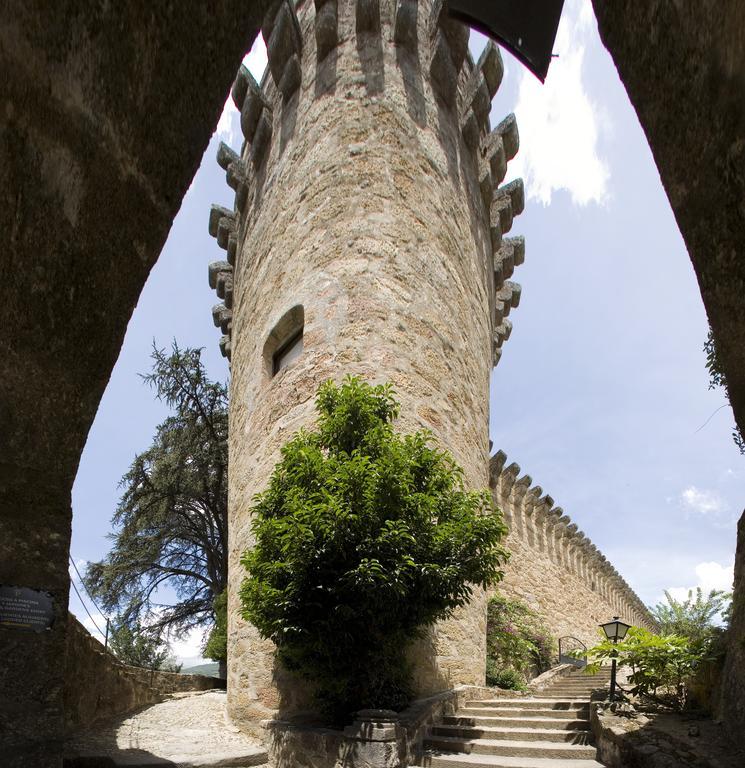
[{"xmin": 1, "ymin": 2, "xmax": 743, "ymax": 764}]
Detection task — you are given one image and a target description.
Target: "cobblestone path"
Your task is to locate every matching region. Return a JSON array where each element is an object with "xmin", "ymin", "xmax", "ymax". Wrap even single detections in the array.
[{"xmin": 65, "ymin": 689, "xmax": 267, "ymax": 767}]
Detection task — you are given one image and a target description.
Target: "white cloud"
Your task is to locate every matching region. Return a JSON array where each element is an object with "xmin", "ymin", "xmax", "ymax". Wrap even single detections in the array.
[
  {"xmin": 680, "ymin": 486, "xmax": 727, "ymax": 516},
  {"xmin": 666, "ymin": 560, "xmax": 734, "ymax": 604},
  {"xmin": 509, "ymin": 0, "xmax": 609, "ymax": 206},
  {"xmin": 215, "ymin": 98, "xmax": 239, "ymax": 146},
  {"xmin": 243, "ymin": 35, "xmax": 268, "ymax": 82},
  {"xmin": 214, "ymin": 36, "xmax": 268, "ymax": 147},
  {"xmin": 171, "ymin": 625, "xmax": 209, "ymax": 667}
]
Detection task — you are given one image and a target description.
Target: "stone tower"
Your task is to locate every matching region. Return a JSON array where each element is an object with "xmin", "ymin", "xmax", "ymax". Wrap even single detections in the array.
[{"xmin": 207, "ymin": 0, "xmax": 525, "ymax": 729}]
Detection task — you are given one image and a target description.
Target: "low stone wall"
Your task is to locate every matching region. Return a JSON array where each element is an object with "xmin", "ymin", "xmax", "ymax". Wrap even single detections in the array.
[
  {"xmin": 490, "ymin": 451, "xmax": 657, "ymax": 648},
  {"xmin": 591, "ymin": 702, "xmax": 723, "ymax": 768},
  {"xmin": 264, "ymin": 685, "xmax": 510, "ymax": 768},
  {"xmin": 64, "ymin": 613, "xmax": 224, "ymax": 733}
]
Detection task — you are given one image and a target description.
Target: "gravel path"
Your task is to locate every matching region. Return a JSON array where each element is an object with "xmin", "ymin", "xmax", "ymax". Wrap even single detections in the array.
[{"xmin": 65, "ymin": 690, "xmax": 267, "ymax": 767}]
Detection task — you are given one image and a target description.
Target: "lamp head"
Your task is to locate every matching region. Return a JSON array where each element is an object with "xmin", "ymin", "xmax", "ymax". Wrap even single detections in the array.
[{"xmin": 600, "ymin": 616, "xmax": 631, "ymax": 642}]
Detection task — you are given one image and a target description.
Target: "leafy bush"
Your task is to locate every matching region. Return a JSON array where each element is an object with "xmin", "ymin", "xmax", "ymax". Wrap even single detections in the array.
[
  {"xmin": 651, "ymin": 588, "xmax": 730, "ymax": 652},
  {"xmin": 485, "ymin": 594, "xmax": 554, "ymax": 687},
  {"xmin": 583, "ymin": 626, "xmax": 710, "ymax": 710},
  {"xmin": 650, "ymin": 588, "xmax": 730, "ymax": 710},
  {"xmin": 486, "ymin": 663, "xmax": 526, "ymax": 691},
  {"xmin": 240, "ymin": 376, "xmax": 509, "ymax": 722}
]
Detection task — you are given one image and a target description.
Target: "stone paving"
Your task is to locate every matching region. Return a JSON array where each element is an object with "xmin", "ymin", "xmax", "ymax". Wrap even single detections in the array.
[{"xmin": 64, "ymin": 690, "xmax": 267, "ymax": 767}]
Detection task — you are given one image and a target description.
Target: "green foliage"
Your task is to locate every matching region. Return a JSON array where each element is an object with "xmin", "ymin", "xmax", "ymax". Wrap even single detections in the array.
[
  {"xmin": 486, "ymin": 663, "xmax": 526, "ymax": 691},
  {"xmin": 582, "ymin": 626, "xmax": 711, "ymax": 710},
  {"xmin": 109, "ymin": 619, "xmax": 181, "ymax": 672},
  {"xmin": 240, "ymin": 376, "xmax": 510, "ymax": 722},
  {"xmin": 204, "ymin": 590, "xmax": 227, "ymax": 664},
  {"xmin": 84, "ymin": 343, "xmax": 228, "ymax": 636},
  {"xmin": 651, "ymin": 588, "xmax": 731, "ymax": 652},
  {"xmin": 485, "ymin": 594, "xmax": 554, "ymax": 688},
  {"xmin": 704, "ymin": 328, "xmax": 745, "ymax": 454}
]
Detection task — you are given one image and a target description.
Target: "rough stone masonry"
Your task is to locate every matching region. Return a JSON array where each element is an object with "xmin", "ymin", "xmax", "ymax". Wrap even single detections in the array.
[{"xmin": 206, "ymin": 0, "xmax": 526, "ymax": 731}]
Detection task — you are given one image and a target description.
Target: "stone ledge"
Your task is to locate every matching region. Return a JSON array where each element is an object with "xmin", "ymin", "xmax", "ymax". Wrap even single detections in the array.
[
  {"xmin": 590, "ymin": 702, "xmax": 740, "ymax": 768},
  {"xmin": 264, "ymin": 686, "xmax": 515, "ymax": 768}
]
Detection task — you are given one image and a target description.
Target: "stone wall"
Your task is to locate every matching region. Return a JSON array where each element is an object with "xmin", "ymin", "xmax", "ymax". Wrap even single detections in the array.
[
  {"xmin": 64, "ymin": 614, "xmax": 224, "ymax": 734},
  {"xmin": 718, "ymin": 511, "xmax": 745, "ymax": 745},
  {"xmin": 0, "ymin": 3, "xmax": 267, "ymax": 765},
  {"xmin": 490, "ymin": 450, "xmax": 657, "ymax": 648},
  {"xmin": 205, "ymin": 0, "xmax": 526, "ymax": 730}
]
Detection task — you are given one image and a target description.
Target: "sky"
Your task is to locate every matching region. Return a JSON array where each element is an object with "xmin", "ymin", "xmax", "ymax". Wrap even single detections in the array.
[{"xmin": 68, "ymin": 0, "xmax": 742, "ymax": 666}]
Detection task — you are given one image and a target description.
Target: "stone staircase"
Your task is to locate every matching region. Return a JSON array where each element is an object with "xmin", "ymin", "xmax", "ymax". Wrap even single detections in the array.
[{"xmin": 420, "ymin": 668, "xmax": 612, "ymax": 768}]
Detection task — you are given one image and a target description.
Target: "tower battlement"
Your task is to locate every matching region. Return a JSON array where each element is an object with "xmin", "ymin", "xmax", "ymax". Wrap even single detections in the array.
[{"xmin": 207, "ymin": 0, "xmax": 525, "ymax": 370}]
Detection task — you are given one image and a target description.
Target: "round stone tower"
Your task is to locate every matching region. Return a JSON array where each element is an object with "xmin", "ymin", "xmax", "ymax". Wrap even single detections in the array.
[{"xmin": 207, "ymin": 0, "xmax": 525, "ymax": 730}]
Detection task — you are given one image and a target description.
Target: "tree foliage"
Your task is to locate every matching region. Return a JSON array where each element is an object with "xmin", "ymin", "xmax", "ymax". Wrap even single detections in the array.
[
  {"xmin": 704, "ymin": 328, "xmax": 744, "ymax": 454},
  {"xmin": 109, "ymin": 618, "xmax": 181, "ymax": 672},
  {"xmin": 582, "ymin": 627, "xmax": 708, "ymax": 711},
  {"xmin": 651, "ymin": 588, "xmax": 731, "ymax": 651},
  {"xmin": 485, "ymin": 594, "xmax": 554, "ymax": 689},
  {"xmin": 204, "ymin": 590, "xmax": 228, "ymax": 674},
  {"xmin": 84, "ymin": 343, "xmax": 228, "ymax": 637},
  {"xmin": 240, "ymin": 376, "xmax": 510, "ymax": 722}
]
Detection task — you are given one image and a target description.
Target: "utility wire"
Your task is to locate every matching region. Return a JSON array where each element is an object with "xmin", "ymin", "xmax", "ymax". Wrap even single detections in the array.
[
  {"xmin": 69, "ymin": 555, "xmax": 108, "ymax": 639},
  {"xmin": 694, "ymin": 404, "xmax": 728, "ymax": 434},
  {"xmin": 69, "ymin": 575, "xmax": 106, "ymax": 640}
]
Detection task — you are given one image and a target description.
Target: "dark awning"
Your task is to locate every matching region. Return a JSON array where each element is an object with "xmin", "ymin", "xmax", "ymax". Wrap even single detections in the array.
[{"xmin": 447, "ymin": 0, "xmax": 566, "ymax": 82}]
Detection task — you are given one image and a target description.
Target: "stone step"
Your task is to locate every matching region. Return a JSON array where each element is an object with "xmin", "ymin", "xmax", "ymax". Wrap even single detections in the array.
[
  {"xmin": 463, "ymin": 710, "xmax": 587, "ymax": 721},
  {"xmin": 462, "ymin": 704, "xmax": 589, "ymax": 716},
  {"xmin": 443, "ymin": 716, "xmax": 591, "ymax": 731},
  {"xmin": 459, "ymin": 711, "xmax": 590, "ymax": 722},
  {"xmin": 467, "ymin": 700, "xmax": 590, "ymax": 709},
  {"xmin": 424, "ymin": 736, "xmax": 598, "ymax": 760},
  {"xmin": 532, "ymin": 692, "xmax": 601, "ymax": 699},
  {"xmin": 418, "ymin": 751, "xmax": 605, "ymax": 767},
  {"xmin": 431, "ymin": 724, "xmax": 593, "ymax": 744},
  {"xmin": 539, "ymin": 683, "xmax": 606, "ymax": 688}
]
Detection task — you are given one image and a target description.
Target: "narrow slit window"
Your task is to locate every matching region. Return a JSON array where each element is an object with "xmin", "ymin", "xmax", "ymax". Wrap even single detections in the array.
[
  {"xmin": 273, "ymin": 328, "xmax": 303, "ymax": 375},
  {"xmin": 263, "ymin": 305, "xmax": 304, "ymax": 378}
]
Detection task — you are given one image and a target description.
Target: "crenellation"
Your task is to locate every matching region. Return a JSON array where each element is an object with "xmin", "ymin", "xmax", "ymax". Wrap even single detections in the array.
[
  {"xmin": 208, "ymin": 205, "xmax": 234, "ymax": 238},
  {"xmin": 430, "ymin": 0, "xmax": 469, "ymax": 71},
  {"xmin": 495, "ymin": 113, "xmax": 519, "ymax": 161},
  {"xmin": 500, "ymin": 178, "xmax": 525, "ymax": 217},
  {"xmin": 208, "ymin": 260, "xmax": 232, "ymax": 290},
  {"xmin": 314, "ymin": 0, "xmax": 338, "ymax": 61},
  {"xmin": 238, "ymin": 67, "xmax": 272, "ymax": 144},
  {"xmin": 217, "ymin": 141, "xmax": 239, "ymax": 171},
  {"xmin": 212, "ymin": 303, "xmax": 232, "ymax": 333},
  {"xmin": 491, "ymin": 450, "xmax": 658, "ymax": 641},
  {"xmin": 249, "ymin": 109, "xmax": 273, "ymax": 167},
  {"xmin": 479, "ymin": 41, "xmax": 503, "ymax": 98},
  {"xmin": 491, "ymin": 190, "xmax": 513, "ymax": 237},
  {"xmin": 393, "ymin": 0, "xmax": 418, "ymax": 50},
  {"xmin": 264, "ymin": 0, "xmax": 303, "ymax": 97},
  {"xmin": 460, "ymin": 108, "xmax": 480, "ymax": 151},
  {"xmin": 355, "ymin": 0, "xmax": 380, "ymax": 34}
]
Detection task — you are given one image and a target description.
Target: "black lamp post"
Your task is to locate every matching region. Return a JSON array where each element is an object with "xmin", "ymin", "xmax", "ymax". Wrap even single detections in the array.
[{"xmin": 599, "ymin": 617, "xmax": 631, "ymax": 701}]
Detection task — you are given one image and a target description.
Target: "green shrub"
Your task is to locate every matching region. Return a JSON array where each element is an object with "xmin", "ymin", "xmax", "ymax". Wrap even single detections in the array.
[
  {"xmin": 240, "ymin": 376, "xmax": 509, "ymax": 722},
  {"xmin": 486, "ymin": 664, "xmax": 526, "ymax": 691},
  {"xmin": 486, "ymin": 594, "xmax": 554, "ymax": 686},
  {"xmin": 582, "ymin": 626, "xmax": 712, "ymax": 710}
]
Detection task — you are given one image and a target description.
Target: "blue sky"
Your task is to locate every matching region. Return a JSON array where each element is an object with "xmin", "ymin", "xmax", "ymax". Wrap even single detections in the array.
[{"xmin": 69, "ymin": 0, "xmax": 742, "ymax": 664}]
